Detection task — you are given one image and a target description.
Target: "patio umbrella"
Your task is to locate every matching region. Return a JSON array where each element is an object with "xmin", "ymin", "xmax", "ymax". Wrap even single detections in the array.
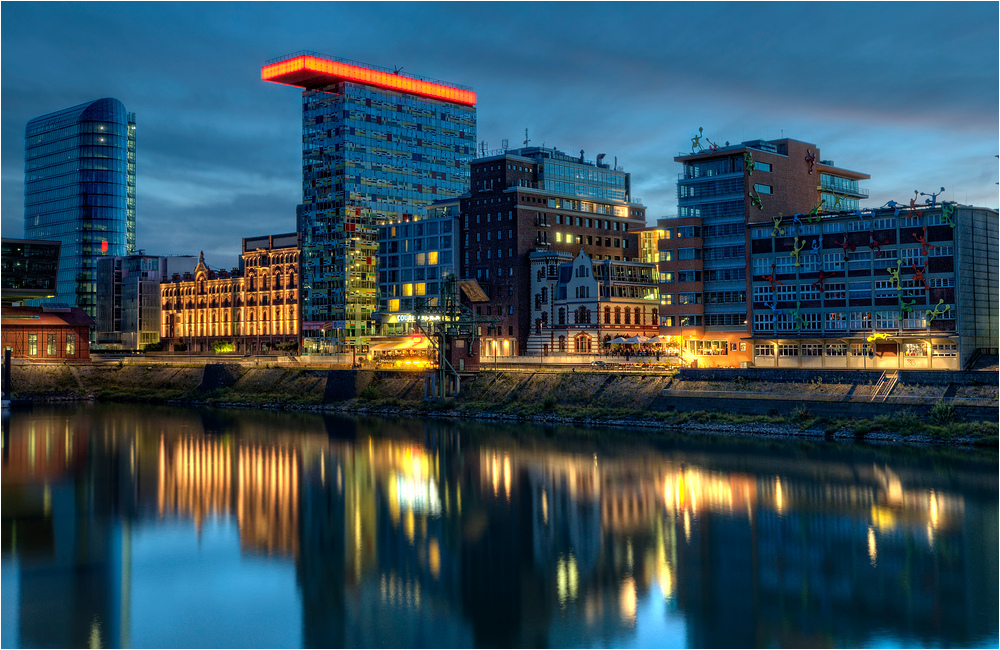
[
  {"xmin": 623, "ymin": 335, "xmax": 648, "ymax": 344},
  {"xmin": 645, "ymin": 335, "xmax": 664, "ymax": 344},
  {"xmin": 610, "ymin": 337, "xmax": 627, "ymax": 344}
]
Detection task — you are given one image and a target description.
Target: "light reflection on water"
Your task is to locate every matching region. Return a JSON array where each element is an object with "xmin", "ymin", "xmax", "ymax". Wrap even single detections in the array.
[{"xmin": 1, "ymin": 403, "xmax": 997, "ymax": 649}]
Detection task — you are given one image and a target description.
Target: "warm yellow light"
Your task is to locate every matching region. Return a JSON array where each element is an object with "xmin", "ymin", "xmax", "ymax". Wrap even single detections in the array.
[
  {"xmin": 389, "ymin": 299, "xmax": 400, "ymax": 312},
  {"xmin": 867, "ymin": 526, "xmax": 877, "ymax": 566},
  {"xmin": 427, "ymin": 251, "xmax": 438, "ymax": 265},
  {"xmin": 619, "ymin": 575, "xmax": 637, "ymax": 623},
  {"xmin": 402, "ymin": 283, "xmax": 413, "ymax": 296},
  {"xmin": 416, "ymin": 282, "xmax": 426, "ymax": 296}
]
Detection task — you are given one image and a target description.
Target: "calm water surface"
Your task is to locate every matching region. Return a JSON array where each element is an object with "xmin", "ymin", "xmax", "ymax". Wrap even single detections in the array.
[{"xmin": 1, "ymin": 403, "xmax": 997, "ymax": 648}]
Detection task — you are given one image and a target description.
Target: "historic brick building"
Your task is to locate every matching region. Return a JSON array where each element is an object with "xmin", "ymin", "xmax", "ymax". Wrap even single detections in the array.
[
  {"xmin": 160, "ymin": 233, "xmax": 301, "ymax": 354},
  {"xmin": 460, "ymin": 146, "xmax": 646, "ymax": 358},
  {"xmin": 1, "ymin": 305, "xmax": 94, "ymax": 361}
]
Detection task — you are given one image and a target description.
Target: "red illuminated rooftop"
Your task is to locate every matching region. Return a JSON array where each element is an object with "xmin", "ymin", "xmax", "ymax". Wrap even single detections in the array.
[{"xmin": 262, "ymin": 52, "xmax": 476, "ymax": 106}]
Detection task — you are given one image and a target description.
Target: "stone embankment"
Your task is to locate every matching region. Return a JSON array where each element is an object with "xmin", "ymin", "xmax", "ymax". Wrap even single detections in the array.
[{"xmin": 8, "ymin": 362, "xmax": 998, "ymax": 445}]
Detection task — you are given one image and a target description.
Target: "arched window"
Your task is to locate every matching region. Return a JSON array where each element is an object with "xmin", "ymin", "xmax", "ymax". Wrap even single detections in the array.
[
  {"xmin": 604, "ymin": 307, "xmax": 611, "ymax": 324},
  {"xmin": 624, "ymin": 308, "xmax": 631, "ymax": 325},
  {"xmin": 634, "ymin": 307, "xmax": 641, "ymax": 324},
  {"xmin": 614, "ymin": 307, "xmax": 621, "ymax": 324},
  {"xmin": 575, "ymin": 334, "xmax": 591, "ymax": 353},
  {"xmin": 558, "ymin": 308, "xmax": 566, "ymax": 325}
]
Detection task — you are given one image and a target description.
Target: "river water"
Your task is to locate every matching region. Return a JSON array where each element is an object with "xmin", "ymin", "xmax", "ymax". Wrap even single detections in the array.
[{"xmin": 1, "ymin": 403, "xmax": 996, "ymax": 649}]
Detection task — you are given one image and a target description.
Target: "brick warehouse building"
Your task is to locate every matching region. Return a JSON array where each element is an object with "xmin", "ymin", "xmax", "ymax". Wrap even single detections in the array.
[
  {"xmin": 460, "ymin": 146, "xmax": 646, "ymax": 358},
  {"xmin": 749, "ymin": 203, "xmax": 998, "ymax": 370},
  {"xmin": 160, "ymin": 233, "xmax": 301, "ymax": 354},
  {"xmin": 654, "ymin": 137, "xmax": 870, "ymax": 367},
  {"xmin": 1, "ymin": 305, "xmax": 93, "ymax": 361}
]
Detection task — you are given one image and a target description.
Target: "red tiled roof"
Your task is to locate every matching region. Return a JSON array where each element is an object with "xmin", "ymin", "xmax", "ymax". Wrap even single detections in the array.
[{"xmin": 1, "ymin": 306, "xmax": 95, "ymax": 328}]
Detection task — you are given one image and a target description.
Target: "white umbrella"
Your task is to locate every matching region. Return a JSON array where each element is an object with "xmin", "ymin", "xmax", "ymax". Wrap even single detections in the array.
[
  {"xmin": 646, "ymin": 335, "xmax": 664, "ymax": 344},
  {"xmin": 624, "ymin": 335, "xmax": 648, "ymax": 344},
  {"xmin": 610, "ymin": 337, "xmax": 627, "ymax": 344}
]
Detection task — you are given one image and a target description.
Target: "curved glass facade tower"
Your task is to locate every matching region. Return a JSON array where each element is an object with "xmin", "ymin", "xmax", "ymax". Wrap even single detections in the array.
[{"xmin": 24, "ymin": 97, "xmax": 136, "ymax": 320}]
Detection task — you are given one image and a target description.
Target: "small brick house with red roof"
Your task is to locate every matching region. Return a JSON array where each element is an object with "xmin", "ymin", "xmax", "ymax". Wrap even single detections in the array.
[{"xmin": 1, "ymin": 305, "xmax": 94, "ymax": 361}]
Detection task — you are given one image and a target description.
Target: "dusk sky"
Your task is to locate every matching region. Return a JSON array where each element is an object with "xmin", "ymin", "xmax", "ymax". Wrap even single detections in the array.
[{"xmin": 2, "ymin": 1, "xmax": 997, "ymax": 270}]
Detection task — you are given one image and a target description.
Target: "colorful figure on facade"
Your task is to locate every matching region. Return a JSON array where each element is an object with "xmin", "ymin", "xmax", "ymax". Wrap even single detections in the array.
[
  {"xmin": 750, "ymin": 189, "xmax": 763, "ymax": 210},
  {"xmin": 765, "ymin": 299, "xmax": 784, "ymax": 323},
  {"xmin": 919, "ymin": 186, "xmax": 945, "ymax": 207},
  {"xmin": 869, "ymin": 233, "xmax": 888, "ymax": 258},
  {"xmin": 887, "ymin": 259, "xmax": 903, "ymax": 287},
  {"xmin": 808, "ymin": 200, "xmax": 824, "ymax": 222},
  {"xmin": 911, "ymin": 260, "xmax": 929, "ymax": 290},
  {"xmin": 912, "ymin": 225, "xmax": 936, "ymax": 255},
  {"xmin": 811, "ymin": 236, "xmax": 822, "ymax": 260},
  {"xmin": 770, "ymin": 214, "xmax": 784, "ymax": 237},
  {"xmin": 812, "ymin": 269, "xmax": 833, "ymax": 291},
  {"xmin": 881, "ymin": 200, "xmax": 902, "ymax": 216},
  {"xmin": 805, "ymin": 148, "xmax": 816, "ymax": 175},
  {"xmin": 690, "ymin": 127, "xmax": 704, "ymax": 153},
  {"xmin": 926, "ymin": 298, "xmax": 950, "ymax": 324},
  {"xmin": 855, "ymin": 210, "xmax": 872, "ymax": 230},
  {"xmin": 744, "ymin": 151, "xmax": 755, "ymax": 175},
  {"xmin": 941, "ymin": 201, "xmax": 956, "ymax": 228},
  {"xmin": 909, "ymin": 190, "xmax": 920, "ymax": 211},
  {"xmin": 897, "ymin": 292, "xmax": 916, "ymax": 319},
  {"xmin": 867, "ymin": 332, "xmax": 891, "ymax": 342},
  {"xmin": 706, "ymin": 137, "xmax": 720, "ymax": 151},
  {"xmin": 791, "ymin": 301, "xmax": 806, "ymax": 331},
  {"xmin": 835, "ymin": 236, "xmax": 855, "ymax": 261},
  {"xmin": 762, "ymin": 263, "xmax": 784, "ymax": 291},
  {"xmin": 791, "ymin": 236, "xmax": 806, "ymax": 267}
]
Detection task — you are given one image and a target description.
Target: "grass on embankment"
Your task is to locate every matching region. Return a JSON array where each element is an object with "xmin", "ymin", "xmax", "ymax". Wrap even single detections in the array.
[{"xmin": 350, "ymin": 393, "xmax": 997, "ymax": 446}]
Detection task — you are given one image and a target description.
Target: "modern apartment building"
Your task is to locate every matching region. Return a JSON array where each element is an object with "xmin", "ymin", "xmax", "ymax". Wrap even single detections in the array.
[
  {"xmin": 659, "ymin": 137, "xmax": 869, "ymax": 367},
  {"xmin": 749, "ymin": 203, "xmax": 998, "ymax": 370},
  {"xmin": 1, "ymin": 238, "xmax": 61, "ymax": 304},
  {"xmin": 160, "ymin": 233, "xmax": 301, "ymax": 354},
  {"xmin": 460, "ymin": 146, "xmax": 646, "ymax": 358},
  {"xmin": 96, "ymin": 254, "xmax": 197, "ymax": 349},
  {"xmin": 23, "ymin": 98, "xmax": 136, "ymax": 321},
  {"xmin": 262, "ymin": 52, "xmax": 476, "ymax": 353}
]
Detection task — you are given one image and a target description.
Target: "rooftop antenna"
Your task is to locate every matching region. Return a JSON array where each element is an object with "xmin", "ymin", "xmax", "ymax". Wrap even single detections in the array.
[{"xmin": 524, "ymin": 128, "xmax": 530, "ymax": 147}]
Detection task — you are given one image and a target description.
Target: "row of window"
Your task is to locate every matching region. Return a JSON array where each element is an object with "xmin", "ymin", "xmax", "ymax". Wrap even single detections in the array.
[
  {"xmin": 23, "ymin": 332, "xmax": 77, "ymax": 356},
  {"xmin": 755, "ymin": 342, "xmax": 956, "ymax": 357}
]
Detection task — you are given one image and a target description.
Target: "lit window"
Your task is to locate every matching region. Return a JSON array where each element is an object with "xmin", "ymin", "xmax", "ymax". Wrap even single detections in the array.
[
  {"xmin": 416, "ymin": 283, "xmax": 426, "ymax": 296},
  {"xmin": 427, "ymin": 251, "xmax": 438, "ymax": 265},
  {"xmin": 402, "ymin": 283, "xmax": 413, "ymax": 296},
  {"xmin": 389, "ymin": 299, "xmax": 400, "ymax": 312}
]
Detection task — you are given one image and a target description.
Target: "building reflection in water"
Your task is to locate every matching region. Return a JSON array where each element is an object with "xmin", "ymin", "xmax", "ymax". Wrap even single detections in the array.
[{"xmin": 1, "ymin": 405, "xmax": 997, "ymax": 648}]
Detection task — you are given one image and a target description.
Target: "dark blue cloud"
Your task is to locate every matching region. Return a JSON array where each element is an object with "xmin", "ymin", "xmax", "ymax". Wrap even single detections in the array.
[{"xmin": 3, "ymin": 2, "xmax": 996, "ymax": 263}]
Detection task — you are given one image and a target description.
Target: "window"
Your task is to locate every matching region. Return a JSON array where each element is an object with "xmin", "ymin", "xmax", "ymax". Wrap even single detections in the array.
[
  {"xmin": 662, "ymin": 293, "xmax": 674, "ymax": 305},
  {"xmin": 775, "ymin": 256, "xmax": 795, "ymax": 274},
  {"xmin": 686, "ymin": 339, "xmax": 728, "ymax": 356},
  {"xmin": 874, "ymin": 311, "xmax": 898, "ymax": 329},
  {"xmin": 678, "ymin": 248, "xmax": 700, "ymax": 260},
  {"xmin": 66, "ymin": 333, "xmax": 76, "ymax": 355},
  {"xmin": 676, "ymin": 226, "xmax": 701, "ymax": 238},
  {"xmin": 904, "ymin": 343, "xmax": 928, "ymax": 357},
  {"xmin": 851, "ymin": 343, "xmax": 874, "ymax": 357},
  {"xmin": 756, "ymin": 162, "xmax": 772, "ymax": 172},
  {"xmin": 826, "ymin": 312, "xmax": 847, "ymax": 331},
  {"xmin": 850, "ymin": 311, "xmax": 871, "ymax": 330},
  {"xmin": 932, "ymin": 343, "xmax": 957, "ymax": 357},
  {"xmin": 753, "ymin": 184, "xmax": 773, "ymax": 194},
  {"xmin": 755, "ymin": 343, "xmax": 775, "ymax": 356},
  {"xmin": 753, "ymin": 313, "xmax": 774, "ymax": 331},
  {"xmin": 678, "ymin": 292, "xmax": 702, "ymax": 304},
  {"xmin": 801, "ymin": 344, "xmax": 822, "ymax": 356},
  {"xmin": 47, "ymin": 334, "xmax": 57, "ymax": 356},
  {"xmin": 825, "ymin": 343, "xmax": 847, "ymax": 356},
  {"xmin": 28, "ymin": 333, "xmax": 38, "ymax": 356},
  {"xmin": 822, "ymin": 253, "xmax": 845, "ymax": 272},
  {"xmin": 824, "ymin": 282, "xmax": 846, "ymax": 301},
  {"xmin": 659, "ymin": 250, "xmax": 673, "ymax": 262},
  {"xmin": 778, "ymin": 344, "xmax": 798, "ymax": 356},
  {"xmin": 677, "ymin": 270, "xmax": 700, "ymax": 282},
  {"xmin": 679, "ymin": 315, "xmax": 703, "ymax": 327}
]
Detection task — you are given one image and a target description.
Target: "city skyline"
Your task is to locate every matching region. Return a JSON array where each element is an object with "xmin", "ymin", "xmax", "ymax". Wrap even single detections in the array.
[{"xmin": 2, "ymin": 1, "xmax": 997, "ymax": 269}]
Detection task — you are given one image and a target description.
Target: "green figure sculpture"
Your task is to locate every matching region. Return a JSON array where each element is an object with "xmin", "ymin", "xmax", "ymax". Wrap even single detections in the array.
[
  {"xmin": 926, "ymin": 299, "xmax": 950, "ymax": 324},
  {"xmin": 770, "ymin": 214, "xmax": 784, "ymax": 237},
  {"xmin": 744, "ymin": 151, "xmax": 755, "ymax": 176}
]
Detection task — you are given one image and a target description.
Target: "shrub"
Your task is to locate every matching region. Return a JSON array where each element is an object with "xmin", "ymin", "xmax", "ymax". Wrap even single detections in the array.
[
  {"xmin": 929, "ymin": 401, "xmax": 956, "ymax": 426},
  {"xmin": 542, "ymin": 396, "xmax": 556, "ymax": 411},
  {"xmin": 360, "ymin": 384, "xmax": 380, "ymax": 401},
  {"xmin": 142, "ymin": 342, "xmax": 163, "ymax": 352},
  {"xmin": 212, "ymin": 340, "xmax": 235, "ymax": 353},
  {"xmin": 173, "ymin": 342, "xmax": 187, "ymax": 352}
]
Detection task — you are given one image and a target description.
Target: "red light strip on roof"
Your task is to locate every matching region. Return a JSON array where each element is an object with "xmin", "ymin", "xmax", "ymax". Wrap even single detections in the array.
[{"xmin": 262, "ymin": 55, "xmax": 476, "ymax": 106}]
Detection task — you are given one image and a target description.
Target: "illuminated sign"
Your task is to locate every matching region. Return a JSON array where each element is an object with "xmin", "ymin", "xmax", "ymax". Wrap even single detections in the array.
[{"xmin": 262, "ymin": 54, "xmax": 476, "ymax": 106}]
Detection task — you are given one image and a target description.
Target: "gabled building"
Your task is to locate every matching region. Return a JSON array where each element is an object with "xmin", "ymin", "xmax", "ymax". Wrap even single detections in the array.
[
  {"xmin": 527, "ymin": 249, "xmax": 659, "ymax": 357},
  {"xmin": 1, "ymin": 305, "xmax": 94, "ymax": 361},
  {"xmin": 460, "ymin": 146, "xmax": 646, "ymax": 358}
]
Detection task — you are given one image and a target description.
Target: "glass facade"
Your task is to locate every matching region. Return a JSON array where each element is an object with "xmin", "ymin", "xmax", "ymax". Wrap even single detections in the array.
[
  {"xmin": 23, "ymin": 98, "xmax": 136, "ymax": 321},
  {"xmin": 297, "ymin": 77, "xmax": 475, "ymax": 348},
  {"xmin": 377, "ymin": 205, "xmax": 458, "ymax": 336}
]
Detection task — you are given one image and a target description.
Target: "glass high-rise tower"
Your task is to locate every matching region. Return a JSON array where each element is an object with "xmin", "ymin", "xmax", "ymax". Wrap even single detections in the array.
[
  {"xmin": 263, "ymin": 52, "xmax": 476, "ymax": 352},
  {"xmin": 23, "ymin": 97, "xmax": 136, "ymax": 320}
]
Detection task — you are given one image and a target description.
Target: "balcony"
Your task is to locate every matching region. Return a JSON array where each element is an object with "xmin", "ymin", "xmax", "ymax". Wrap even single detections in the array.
[{"xmin": 820, "ymin": 179, "xmax": 869, "ymax": 198}]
